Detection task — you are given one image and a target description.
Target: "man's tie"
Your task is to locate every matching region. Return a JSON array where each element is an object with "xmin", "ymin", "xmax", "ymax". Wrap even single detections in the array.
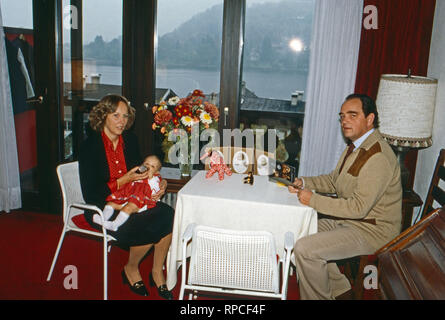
[{"xmin": 339, "ymin": 143, "xmax": 355, "ymax": 174}]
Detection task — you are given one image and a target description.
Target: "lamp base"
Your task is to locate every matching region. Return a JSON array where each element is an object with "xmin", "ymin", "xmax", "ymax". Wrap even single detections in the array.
[{"xmin": 392, "ymin": 146, "xmax": 411, "ymax": 192}]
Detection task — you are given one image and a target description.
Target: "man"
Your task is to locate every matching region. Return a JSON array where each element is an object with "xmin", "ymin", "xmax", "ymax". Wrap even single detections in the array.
[{"xmin": 289, "ymin": 94, "xmax": 402, "ymax": 300}]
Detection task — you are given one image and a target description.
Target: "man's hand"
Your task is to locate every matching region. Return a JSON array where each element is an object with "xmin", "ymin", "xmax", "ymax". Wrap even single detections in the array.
[
  {"xmin": 287, "ymin": 177, "xmax": 312, "ymax": 205},
  {"xmin": 293, "ymin": 178, "xmax": 304, "ymax": 189},
  {"xmin": 297, "ymin": 189, "xmax": 312, "ymax": 206},
  {"xmin": 288, "ymin": 177, "xmax": 303, "ymax": 193},
  {"xmin": 152, "ymin": 179, "xmax": 167, "ymax": 201}
]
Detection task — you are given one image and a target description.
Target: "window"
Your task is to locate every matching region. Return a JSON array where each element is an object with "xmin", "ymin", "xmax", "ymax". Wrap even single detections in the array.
[
  {"xmin": 56, "ymin": 0, "xmax": 315, "ymax": 172},
  {"xmin": 0, "ymin": 0, "xmax": 33, "ymax": 28},
  {"xmin": 240, "ymin": 0, "xmax": 315, "ymax": 173},
  {"xmin": 63, "ymin": 0, "xmax": 123, "ymax": 96},
  {"xmin": 156, "ymin": 0, "xmax": 223, "ymax": 99},
  {"xmin": 155, "ymin": 0, "xmax": 223, "ymax": 166},
  {"xmin": 81, "ymin": 0, "xmax": 123, "ymax": 91},
  {"xmin": 62, "ymin": 0, "xmax": 123, "ymax": 159}
]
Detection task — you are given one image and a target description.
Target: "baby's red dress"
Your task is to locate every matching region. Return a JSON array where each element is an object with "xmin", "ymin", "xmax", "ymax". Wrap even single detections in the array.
[{"xmin": 106, "ymin": 175, "xmax": 161, "ymax": 209}]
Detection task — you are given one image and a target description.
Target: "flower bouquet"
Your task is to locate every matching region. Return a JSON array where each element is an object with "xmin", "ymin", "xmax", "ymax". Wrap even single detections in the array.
[{"xmin": 152, "ymin": 89, "xmax": 220, "ymax": 175}]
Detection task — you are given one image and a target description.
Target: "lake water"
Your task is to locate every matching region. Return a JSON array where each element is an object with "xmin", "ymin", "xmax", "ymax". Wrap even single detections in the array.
[{"xmin": 64, "ymin": 62, "xmax": 308, "ymax": 100}]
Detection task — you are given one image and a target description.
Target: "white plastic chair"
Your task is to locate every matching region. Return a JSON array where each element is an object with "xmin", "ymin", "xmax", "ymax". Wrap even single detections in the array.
[
  {"xmin": 46, "ymin": 161, "xmax": 116, "ymax": 300},
  {"xmin": 179, "ymin": 224, "xmax": 294, "ymax": 300}
]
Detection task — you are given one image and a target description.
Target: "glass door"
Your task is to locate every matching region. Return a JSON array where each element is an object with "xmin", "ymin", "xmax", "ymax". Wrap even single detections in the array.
[
  {"xmin": 1, "ymin": 0, "xmax": 39, "ymax": 210},
  {"xmin": 1, "ymin": 0, "xmax": 65, "ymax": 213}
]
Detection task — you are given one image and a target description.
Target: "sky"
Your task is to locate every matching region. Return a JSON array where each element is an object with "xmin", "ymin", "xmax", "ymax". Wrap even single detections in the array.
[{"xmin": 1, "ymin": 0, "xmax": 291, "ymax": 43}]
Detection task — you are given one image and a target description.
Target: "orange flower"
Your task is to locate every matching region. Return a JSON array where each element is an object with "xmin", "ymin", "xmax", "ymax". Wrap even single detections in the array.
[
  {"xmin": 152, "ymin": 123, "xmax": 157, "ymax": 130},
  {"xmin": 204, "ymin": 102, "xmax": 219, "ymax": 119},
  {"xmin": 154, "ymin": 110, "xmax": 173, "ymax": 125},
  {"xmin": 160, "ymin": 127, "xmax": 166, "ymax": 134}
]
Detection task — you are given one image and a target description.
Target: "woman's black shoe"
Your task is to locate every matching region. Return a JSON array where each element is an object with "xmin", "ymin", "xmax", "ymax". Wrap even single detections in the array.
[
  {"xmin": 122, "ymin": 270, "xmax": 149, "ymax": 296},
  {"xmin": 149, "ymin": 273, "xmax": 173, "ymax": 300}
]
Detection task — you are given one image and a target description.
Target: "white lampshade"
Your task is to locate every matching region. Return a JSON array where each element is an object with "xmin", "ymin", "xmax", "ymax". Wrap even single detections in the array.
[{"xmin": 376, "ymin": 74, "xmax": 438, "ymax": 148}]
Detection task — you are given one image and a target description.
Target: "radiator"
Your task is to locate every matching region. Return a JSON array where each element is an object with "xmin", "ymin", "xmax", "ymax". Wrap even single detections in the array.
[{"xmin": 161, "ymin": 192, "xmax": 178, "ymax": 209}]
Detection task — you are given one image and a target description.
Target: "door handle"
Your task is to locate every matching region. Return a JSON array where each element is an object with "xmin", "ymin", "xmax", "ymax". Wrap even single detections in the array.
[{"xmin": 26, "ymin": 96, "xmax": 44, "ymax": 104}]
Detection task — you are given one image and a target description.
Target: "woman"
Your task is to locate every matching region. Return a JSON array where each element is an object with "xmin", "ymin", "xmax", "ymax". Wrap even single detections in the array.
[{"xmin": 78, "ymin": 94, "xmax": 174, "ymax": 300}]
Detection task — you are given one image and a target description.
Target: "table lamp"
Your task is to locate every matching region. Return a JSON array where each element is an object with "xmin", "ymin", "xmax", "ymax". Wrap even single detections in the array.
[{"xmin": 376, "ymin": 73, "xmax": 438, "ymax": 191}]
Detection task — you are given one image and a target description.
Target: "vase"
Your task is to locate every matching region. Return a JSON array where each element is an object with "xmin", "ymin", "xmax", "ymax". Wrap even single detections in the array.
[
  {"xmin": 179, "ymin": 152, "xmax": 193, "ymax": 177},
  {"xmin": 179, "ymin": 162, "xmax": 192, "ymax": 177}
]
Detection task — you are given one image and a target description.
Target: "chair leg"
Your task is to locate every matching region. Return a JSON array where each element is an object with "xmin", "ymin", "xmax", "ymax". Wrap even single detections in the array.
[
  {"xmin": 47, "ymin": 225, "xmax": 68, "ymax": 281},
  {"xmin": 104, "ymin": 238, "xmax": 108, "ymax": 300},
  {"xmin": 179, "ymin": 260, "xmax": 186, "ymax": 300}
]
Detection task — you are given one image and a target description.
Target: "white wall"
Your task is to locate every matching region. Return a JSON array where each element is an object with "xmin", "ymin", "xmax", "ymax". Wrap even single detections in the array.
[{"xmin": 413, "ymin": 0, "xmax": 445, "ymax": 224}]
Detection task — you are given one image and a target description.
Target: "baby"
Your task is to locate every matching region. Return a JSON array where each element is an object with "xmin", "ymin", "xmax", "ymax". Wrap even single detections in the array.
[{"xmin": 93, "ymin": 155, "xmax": 163, "ymax": 231}]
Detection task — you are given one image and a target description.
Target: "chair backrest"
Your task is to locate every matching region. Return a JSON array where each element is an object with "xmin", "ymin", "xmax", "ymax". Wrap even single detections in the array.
[
  {"xmin": 377, "ymin": 208, "xmax": 445, "ymax": 299},
  {"xmin": 56, "ymin": 161, "xmax": 85, "ymax": 223},
  {"xmin": 188, "ymin": 225, "xmax": 279, "ymax": 293},
  {"xmin": 420, "ymin": 149, "xmax": 445, "ymax": 220}
]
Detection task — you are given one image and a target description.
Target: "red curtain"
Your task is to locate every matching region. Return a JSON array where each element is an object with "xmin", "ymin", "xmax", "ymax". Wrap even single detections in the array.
[
  {"xmin": 354, "ymin": 0, "xmax": 436, "ymax": 189},
  {"xmin": 355, "ymin": 0, "xmax": 436, "ymax": 99}
]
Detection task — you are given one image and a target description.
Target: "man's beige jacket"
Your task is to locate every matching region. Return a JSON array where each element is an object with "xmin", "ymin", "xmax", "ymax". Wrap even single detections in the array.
[{"xmin": 303, "ymin": 129, "xmax": 403, "ymax": 250}]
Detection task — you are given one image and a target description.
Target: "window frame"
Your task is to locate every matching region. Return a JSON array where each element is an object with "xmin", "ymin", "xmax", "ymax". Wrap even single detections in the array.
[{"xmin": 64, "ymin": 0, "xmax": 308, "ymax": 158}]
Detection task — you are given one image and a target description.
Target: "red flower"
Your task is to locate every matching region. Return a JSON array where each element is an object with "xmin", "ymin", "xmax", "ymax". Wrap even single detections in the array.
[
  {"xmin": 175, "ymin": 104, "xmax": 192, "ymax": 117},
  {"xmin": 191, "ymin": 89, "xmax": 205, "ymax": 97},
  {"xmin": 154, "ymin": 110, "xmax": 173, "ymax": 125}
]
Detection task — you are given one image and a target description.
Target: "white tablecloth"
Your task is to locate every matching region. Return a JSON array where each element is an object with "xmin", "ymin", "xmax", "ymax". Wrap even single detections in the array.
[{"xmin": 166, "ymin": 170, "xmax": 318, "ymax": 290}]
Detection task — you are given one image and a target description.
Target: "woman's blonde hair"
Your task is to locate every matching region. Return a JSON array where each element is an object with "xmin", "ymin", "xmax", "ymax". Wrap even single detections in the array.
[{"xmin": 89, "ymin": 94, "xmax": 136, "ymax": 132}]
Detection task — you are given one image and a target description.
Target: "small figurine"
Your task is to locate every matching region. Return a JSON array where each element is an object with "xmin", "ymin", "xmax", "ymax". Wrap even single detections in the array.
[
  {"xmin": 243, "ymin": 171, "xmax": 254, "ymax": 185},
  {"xmin": 200, "ymin": 149, "xmax": 232, "ymax": 181}
]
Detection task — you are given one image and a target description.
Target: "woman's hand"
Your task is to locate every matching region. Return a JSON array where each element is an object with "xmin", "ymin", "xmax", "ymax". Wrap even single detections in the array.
[
  {"xmin": 117, "ymin": 166, "xmax": 150, "ymax": 188},
  {"xmin": 152, "ymin": 179, "xmax": 167, "ymax": 201}
]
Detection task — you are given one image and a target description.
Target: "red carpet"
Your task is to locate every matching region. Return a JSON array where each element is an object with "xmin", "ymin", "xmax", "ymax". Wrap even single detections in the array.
[
  {"xmin": 0, "ymin": 210, "xmax": 304, "ymax": 300},
  {"xmin": 0, "ymin": 210, "xmax": 381, "ymax": 301}
]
